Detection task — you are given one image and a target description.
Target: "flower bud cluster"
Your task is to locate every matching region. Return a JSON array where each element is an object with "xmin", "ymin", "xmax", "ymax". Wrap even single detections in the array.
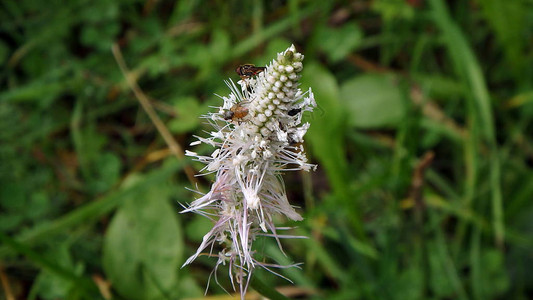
[
  {"xmin": 183, "ymin": 45, "xmax": 316, "ymax": 298},
  {"xmin": 246, "ymin": 49, "xmax": 304, "ymax": 136}
]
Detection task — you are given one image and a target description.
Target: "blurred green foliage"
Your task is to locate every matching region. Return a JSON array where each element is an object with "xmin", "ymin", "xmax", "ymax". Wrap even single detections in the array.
[{"xmin": 1, "ymin": 0, "xmax": 533, "ymax": 299}]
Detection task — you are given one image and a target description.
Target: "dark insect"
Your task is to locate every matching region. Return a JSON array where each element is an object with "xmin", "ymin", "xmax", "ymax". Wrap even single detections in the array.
[
  {"xmin": 223, "ymin": 102, "xmax": 249, "ymax": 122},
  {"xmin": 223, "ymin": 110, "xmax": 234, "ymax": 120},
  {"xmin": 287, "ymin": 135, "xmax": 303, "ymax": 148},
  {"xmin": 288, "ymin": 108, "xmax": 301, "ymax": 116},
  {"xmin": 235, "ymin": 64, "xmax": 266, "ymax": 80}
]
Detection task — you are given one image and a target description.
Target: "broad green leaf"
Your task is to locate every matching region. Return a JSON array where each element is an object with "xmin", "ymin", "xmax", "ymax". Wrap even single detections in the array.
[
  {"xmin": 184, "ymin": 215, "xmax": 213, "ymax": 243},
  {"xmin": 103, "ymin": 178, "xmax": 183, "ymax": 300},
  {"xmin": 340, "ymin": 73, "xmax": 406, "ymax": 128},
  {"xmin": 301, "ymin": 63, "xmax": 367, "ymax": 236},
  {"xmin": 316, "ymin": 22, "xmax": 363, "ymax": 62},
  {"xmin": 177, "ymin": 275, "xmax": 203, "ymax": 298},
  {"xmin": 301, "ymin": 63, "xmax": 349, "ymax": 201}
]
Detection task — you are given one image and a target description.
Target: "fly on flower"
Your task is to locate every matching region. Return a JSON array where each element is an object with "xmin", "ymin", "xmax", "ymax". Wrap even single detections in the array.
[
  {"xmin": 223, "ymin": 100, "xmax": 250, "ymax": 123},
  {"xmin": 235, "ymin": 64, "xmax": 266, "ymax": 80},
  {"xmin": 183, "ymin": 45, "xmax": 316, "ymax": 299},
  {"xmin": 287, "ymin": 108, "xmax": 302, "ymax": 116}
]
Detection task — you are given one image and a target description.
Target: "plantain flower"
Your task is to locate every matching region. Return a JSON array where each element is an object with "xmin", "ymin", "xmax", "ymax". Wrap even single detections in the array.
[{"xmin": 183, "ymin": 44, "xmax": 316, "ymax": 298}]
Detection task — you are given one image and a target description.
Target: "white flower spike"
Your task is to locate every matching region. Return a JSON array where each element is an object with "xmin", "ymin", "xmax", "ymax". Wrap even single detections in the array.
[{"xmin": 183, "ymin": 44, "xmax": 316, "ymax": 299}]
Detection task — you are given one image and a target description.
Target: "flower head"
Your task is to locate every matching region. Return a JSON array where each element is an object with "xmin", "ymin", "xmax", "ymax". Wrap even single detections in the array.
[{"xmin": 183, "ymin": 45, "xmax": 316, "ymax": 298}]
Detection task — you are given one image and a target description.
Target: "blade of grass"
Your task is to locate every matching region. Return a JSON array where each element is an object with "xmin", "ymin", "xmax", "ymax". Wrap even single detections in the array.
[
  {"xmin": 505, "ymin": 172, "xmax": 533, "ymax": 218},
  {"xmin": 305, "ymin": 234, "xmax": 349, "ymax": 284},
  {"xmin": 231, "ymin": 4, "xmax": 317, "ymax": 58},
  {"xmin": 470, "ymin": 227, "xmax": 482, "ymax": 299},
  {"xmin": 70, "ymin": 96, "xmax": 90, "ymax": 182},
  {"xmin": 426, "ymin": 194, "xmax": 533, "ymax": 249},
  {"xmin": 264, "ymin": 243, "xmax": 314, "ymax": 288},
  {"xmin": 431, "ymin": 212, "xmax": 469, "ymax": 300},
  {"xmin": 250, "ymin": 276, "xmax": 290, "ymax": 300},
  {"xmin": 430, "ymin": 0, "xmax": 504, "ymax": 247}
]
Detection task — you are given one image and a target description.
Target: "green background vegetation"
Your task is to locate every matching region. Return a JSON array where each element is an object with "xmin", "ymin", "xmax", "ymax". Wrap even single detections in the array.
[{"xmin": 1, "ymin": 0, "xmax": 532, "ymax": 299}]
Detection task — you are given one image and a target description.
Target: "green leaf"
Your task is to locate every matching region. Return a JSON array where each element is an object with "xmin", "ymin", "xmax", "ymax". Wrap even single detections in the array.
[
  {"xmin": 428, "ymin": 242, "xmax": 456, "ymax": 298},
  {"xmin": 176, "ymin": 275, "xmax": 203, "ymax": 298},
  {"xmin": 26, "ymin": 191, "xmax": 51, "ymax": 220},
  {"xmin": 168, "ymin": 97, "xmax": 202, "ymax": 134},
  {"xmin": 478, "ymin": 0, "xmax": 530, "ymax": 78},
  {"xmin": 91, "ymin": 153, "xmax": 121, "ymax": 193},
  {"xmin": 250, "ymin": 275, "xmax": 290, "ymax": 300},
  {"xmin": 301, "ymin": 63, "xmax": 366, "ymax": 236},
  {"xmin": 184, "ymin": 215, "xmax": 213, "ymax": 243},
  {"xmin": 371, "ymin": 0, "xmax": 414, "ymax": 21},
  {"xmin": 29, "ymin": 245, "xmax": 84, "ymax": 300},
  {"xmin": 103, "ymin": 178, "xmax": 183, "ymax": 300},
  {"xmin": 412, "ymin": 73, "xmax": 463, "ymax": 100},
  {"xmin": 395, "ymin": 267, "xmax": 424, "ymax": 300},
  {"xmin": 316, "ymin": 22, "xmax": 363, "ymax": 62},
  {"xmin": 0, "ymin": 160, "xmax": 183, "ymax": 258},
  {"xmin": 0, "ymin": 78, "xmax": 73, "ymax": 106},
  {"xmin": 340, "ymin": 73, "xmax": 406, "ymax": 128},
  {"xmin": 80, "ymin": 23, "xmax": 120, "ymax": 51},
  {"xmin": 301, "ymin": 63, "xmax": 349, "ymax": 200},
  {"xmin": 0, "ymin": 232, "xmax": 96, "ymax": 298},
  {"xmin": 479, "ymin": 249, "xmax": 510, "ymax": 297}
]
